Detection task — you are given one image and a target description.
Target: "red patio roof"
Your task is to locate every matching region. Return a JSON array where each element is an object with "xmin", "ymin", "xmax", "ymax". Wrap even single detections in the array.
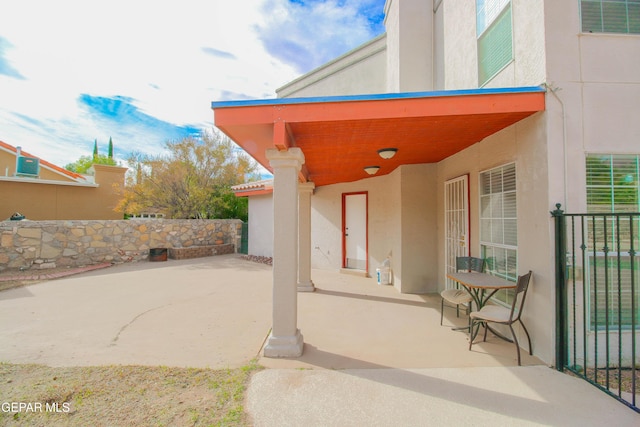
[{"xmin": 212, "ymin": 87, "xmax": 545, "ymax": 187}]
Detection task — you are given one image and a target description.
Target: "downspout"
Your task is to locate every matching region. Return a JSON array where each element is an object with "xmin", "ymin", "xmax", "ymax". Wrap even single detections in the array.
[
  {"xmin": 543, "ymin": 83, "xmax": 569, "ymax": 211},
  {"xmin": 545, "ymin": 84, "xmax": 569, "ymax": 370},
  {"xmin": 433, "ymin": 0, "xmax": 444, "ymax": 90}
]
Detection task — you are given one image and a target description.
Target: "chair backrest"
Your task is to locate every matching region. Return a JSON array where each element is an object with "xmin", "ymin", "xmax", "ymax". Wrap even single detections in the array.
[
  {"xmin": 456, "ymin": 256, "xmax": 485, "ymax": 273},
  {"xmin": 509, "ymin": 270, "xmax": 532, "ymax": 321}
]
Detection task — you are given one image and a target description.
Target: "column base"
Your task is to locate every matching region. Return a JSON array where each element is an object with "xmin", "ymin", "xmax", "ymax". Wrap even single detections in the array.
[
  {"xmin": 263, "ymin": 329, "xmax": 304, "ymax": 358},
  {"xmin": 297, "ymin": 280, "xmax": 315, "ymax": 292}
]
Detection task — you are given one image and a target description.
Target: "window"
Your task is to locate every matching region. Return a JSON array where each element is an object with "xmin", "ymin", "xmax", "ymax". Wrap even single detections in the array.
[
  {"xmin": 587, "ymin": 154, "xmax": 640, "ymax": 212},
  {"xmin": 480, "ymin": 163, "xmax": 517, "ymax": 303},
  {"xmin": 585, "ymin": 154, "xmax": 640, "ymax": 330},
  {"xmin": 477, "ymin": 0, "xmax": 513, "ymax": 85},
  {"xmin": 580, "ymin": 0, "xmax": 640, "ymax": 34}
]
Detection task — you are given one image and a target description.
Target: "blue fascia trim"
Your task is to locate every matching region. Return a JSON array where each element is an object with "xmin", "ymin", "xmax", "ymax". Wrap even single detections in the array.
[{"xmin": 211, "ymin": 85, "xmax": 546, "ymax": 109}]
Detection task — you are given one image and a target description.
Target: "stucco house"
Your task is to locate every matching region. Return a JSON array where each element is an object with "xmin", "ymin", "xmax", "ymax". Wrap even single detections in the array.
[
  {"xmin": 214, "ymin": 0, "xmax": 640, "ymax": 369},
  {"xmin": 0, "ymin": 141, "xmax": 127, "ymax": 220}
]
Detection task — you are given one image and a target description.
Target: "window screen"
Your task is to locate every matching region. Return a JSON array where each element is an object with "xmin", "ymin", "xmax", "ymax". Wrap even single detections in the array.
[
  {"xmin": 580, "ymin": 0, "xmax": 640, "ymax": 34},
  {"xmin": 477, "ymin": 0, "xmax": 513, "ymax": 85}
]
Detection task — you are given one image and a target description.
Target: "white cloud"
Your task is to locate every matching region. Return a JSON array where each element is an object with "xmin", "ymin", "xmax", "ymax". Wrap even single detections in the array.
[{"xmin": 0, "ymin": 0, "xmax": 385, "ymax": 167}]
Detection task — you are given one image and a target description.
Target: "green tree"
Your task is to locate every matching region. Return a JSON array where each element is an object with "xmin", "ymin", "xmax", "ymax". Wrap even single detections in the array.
[
  {"xmin": 108, "ymin": 137, "xmax": 114, "ymax": 158},
  {"xmin": 66, "ymin": 139, "xmax": 119, "ymax": 173},
  {"xmin": 65, "ymin": 154, "xmax": 118, "ymax": 174},
  {"xmin": 116, "ymin": 130, "xmax": 258, "ymax": 220}
]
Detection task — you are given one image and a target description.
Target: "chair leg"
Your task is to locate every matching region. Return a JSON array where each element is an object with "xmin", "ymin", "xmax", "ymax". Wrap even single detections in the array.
[
  {"xmin": 483, "ymin": 322, "xmax": 488, "ymax": 342},
  {"xmin": 509, "ymin": 325, "xmax": 522, "ymax": 366},
  {"xmin": 519, "ymin": 320, "xmax": 533, "ymax": 355},
  {"xmin": 455, "ymin": 303, "xmax": 460, "ymax": 318},
  {"xmin": 469, "ymin": 318, "xmax": 480, "ymax": 350}
]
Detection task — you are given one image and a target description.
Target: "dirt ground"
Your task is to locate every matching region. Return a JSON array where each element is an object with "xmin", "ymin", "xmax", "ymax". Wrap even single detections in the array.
[{"xmin": 0, "ymin": 362, "xmax": 260, "ymax": 426}]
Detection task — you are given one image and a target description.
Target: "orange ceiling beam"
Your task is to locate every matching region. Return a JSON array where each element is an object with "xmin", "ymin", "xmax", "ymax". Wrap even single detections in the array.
[{"xmin": 212, "ymin": 87, "xmax": 546, "ymax": 187}]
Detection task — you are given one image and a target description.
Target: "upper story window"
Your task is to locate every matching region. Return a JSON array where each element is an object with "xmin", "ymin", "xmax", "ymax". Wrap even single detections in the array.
[
  {"xmin": 477, "ymin": 0, "xmax": 513, "ymax": 86},
  {"xmin": 580, "ymin": 0, "xmax": 640, "ymax": 34}
]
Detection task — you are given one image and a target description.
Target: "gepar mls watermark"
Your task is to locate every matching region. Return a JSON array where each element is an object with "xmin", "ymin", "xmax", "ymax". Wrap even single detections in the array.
[{"xmin": 2, "ymin": 401, "xmax": 71, "ymax": 413}]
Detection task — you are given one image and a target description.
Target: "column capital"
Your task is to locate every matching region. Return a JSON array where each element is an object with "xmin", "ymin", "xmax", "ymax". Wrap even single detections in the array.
[
  {"xmin": 266, "ymin": 148, "xmax": 305, "ymax": 171},
  {"xmin": 298, "ymin": 181, "xmax": 315, "ymax": 194}
]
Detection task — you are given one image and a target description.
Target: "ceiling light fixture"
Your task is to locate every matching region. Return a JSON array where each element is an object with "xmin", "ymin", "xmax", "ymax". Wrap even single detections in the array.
[
  {"xmin": 378, "ymin": 148, "xmax": 398, "ymax": 159},
  {"xmin": 364, "ymin": 166, "xmax": 380, "ymax": 175}
]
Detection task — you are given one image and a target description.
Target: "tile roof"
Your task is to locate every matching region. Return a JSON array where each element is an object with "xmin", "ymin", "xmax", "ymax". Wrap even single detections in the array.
[{"xmin": 0, "ymin": 140, "xmax": 87, "ymax": 182}]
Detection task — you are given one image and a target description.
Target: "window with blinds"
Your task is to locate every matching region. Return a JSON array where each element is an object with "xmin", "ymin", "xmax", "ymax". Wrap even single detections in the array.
[
  {"xmin": 586, "ymin": 154, "xmax": 640, "ymax": 212},
  {"xmin": 580, "ymin": 0, "xmax": 640, "ymax": 34},
  {"xmin": 477, "ymin": 0, "xmax": 513, "ymax": 86},
  {"xmin": 585, "ymin": 154, "xmax": 640, "ymax": 330},
  {"xmin": 480, "ymin": 163, "xmax": 518, "ymax": 303}
]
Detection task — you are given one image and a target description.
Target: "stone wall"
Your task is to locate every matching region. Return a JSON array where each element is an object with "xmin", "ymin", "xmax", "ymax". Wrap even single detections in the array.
[
  {"xmin": 168, "ymin": 244, "xmax": 235, "ymax": 260},
  {"xmin": 0, "ymin": 219, "xmax": 243, "ymax": 272}
]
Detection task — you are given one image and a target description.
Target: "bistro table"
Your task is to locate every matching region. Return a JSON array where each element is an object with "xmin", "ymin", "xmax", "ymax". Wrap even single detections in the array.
[
  {"xmin": 446, "ymin": 271, "xmax": 517, "ymax": 340},
  {"xmin": 446, "ymin": 271, "xmax": 516, "ymax": 311}
]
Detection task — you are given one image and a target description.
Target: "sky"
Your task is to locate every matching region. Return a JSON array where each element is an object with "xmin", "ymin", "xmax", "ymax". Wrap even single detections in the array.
[{"xmin": 0, "ymin": 0, "xmax": 386, "ymax": 169}]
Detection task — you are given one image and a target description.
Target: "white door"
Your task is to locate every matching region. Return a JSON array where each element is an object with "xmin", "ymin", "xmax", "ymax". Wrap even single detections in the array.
[
  {"xmin": 445, "ymin": 175, "xmax": 469, "ymax": 289},
  {"xmin": 344, "ymin": 193, "xmax": 367, "ymax": 270}
]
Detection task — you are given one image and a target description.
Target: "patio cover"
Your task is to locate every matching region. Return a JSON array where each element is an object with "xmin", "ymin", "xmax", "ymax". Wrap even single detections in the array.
[{"xmin": 212, "ymin": 86, "xmax": 546, "ymax": 187}]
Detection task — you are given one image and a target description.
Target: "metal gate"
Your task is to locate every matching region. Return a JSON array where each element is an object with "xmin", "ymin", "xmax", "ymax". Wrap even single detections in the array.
[
  {"xmin": 444, "ymin": 175, "xmax": 469, "ymax": 288},
  {"xmin": 240, "ymin": 222, "xmax": 248, "ymax": 255},
  {"xmin": 552, "ymin": 204, "xmax": 639, "ymax": 413}
]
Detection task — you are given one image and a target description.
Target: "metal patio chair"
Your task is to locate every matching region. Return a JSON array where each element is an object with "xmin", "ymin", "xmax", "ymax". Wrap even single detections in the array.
[
  {"xmin": 468, "ymin": 270, "xmax": 533, "ymax": 365},
  {"xmin": 440, "ymin": 256, "xmax": 485, "ymax": 325}
]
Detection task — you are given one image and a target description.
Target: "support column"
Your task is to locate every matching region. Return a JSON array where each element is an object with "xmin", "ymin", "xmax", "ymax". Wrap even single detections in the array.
[
  {"xmin": 263, "ymin": 147, "xmax": 305, "ymax": 358},
  {"xmin": 297, "ymin": 182, "xmax": 315, "ymax": 292}
]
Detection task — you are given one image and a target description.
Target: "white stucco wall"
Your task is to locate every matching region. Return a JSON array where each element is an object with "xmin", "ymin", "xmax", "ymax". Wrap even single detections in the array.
[
  {"xmin": 310, "ymin": 164, "xmax": 438, "ymax": 294},
  {"xmin": 384, "ymin": 0, "xmax": 434, "ymax": 92},
  {"xmin": 441, "ymin": 1, "xmax": 477, "ymax": 90},
  {"xmin": 543, "ymin": 0, "xmax": 640, "ymax": 215},
  {"xmin": 248, "ymin": 194, "xmax": 273, "ymax": 258},
  {"xmin": 310, "ymin": 171, "xmax": 399, "ymax": 276},
  {"xmin": 277, "ymin": 35, "xmax": 387, "ymax": 98},
  {"xmin": 399, "ymin": 164, "xmax": 439, "ymax": 293},
  {"xmin": 442, "ymin": 0, "xmax": 546, "ymax": 90},
  {"xmin": 542, "ymin": 1, "xmax": 640, "ymax": 366},
  {"xmin": 436, "ymin": 111, "xmax": 552, "ymax": 365}
]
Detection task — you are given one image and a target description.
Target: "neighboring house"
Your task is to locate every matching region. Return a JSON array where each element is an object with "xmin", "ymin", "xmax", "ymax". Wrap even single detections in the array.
[
  {"xmin": 231, "ymin": 179, "xmax": 273, "ymax": 258},
  {"xmin": 0, "ymin": 141, "xmax": 127, "ymax": 220},
  {"xmin": 217, "ymin": 0, "xmax": 640, "ymax": 366}
]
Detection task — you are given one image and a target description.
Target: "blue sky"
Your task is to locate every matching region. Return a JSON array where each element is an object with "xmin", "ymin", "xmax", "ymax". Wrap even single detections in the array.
[{"xmin": 0, "ymin": 0, "xmax": 386, "ymax": 168}]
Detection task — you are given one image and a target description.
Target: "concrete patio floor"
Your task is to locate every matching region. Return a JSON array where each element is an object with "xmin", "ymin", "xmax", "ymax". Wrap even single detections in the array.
[
  {"xmin": 0, "ymin": 254, "xmax": 637, "ymax": 426},
  {"xmin": 260, "ymin": 267, "xmax": 542, "ymax": 370}
]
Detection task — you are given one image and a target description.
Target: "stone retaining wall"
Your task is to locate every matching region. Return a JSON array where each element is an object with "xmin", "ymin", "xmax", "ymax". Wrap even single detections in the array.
[
  {"xmin": 0, "ymin": 219, "xmax": 243, "ymax": 272},
  {"xmin": 168, "ymin": 244, "xmax": 235, "ymax": 260}
]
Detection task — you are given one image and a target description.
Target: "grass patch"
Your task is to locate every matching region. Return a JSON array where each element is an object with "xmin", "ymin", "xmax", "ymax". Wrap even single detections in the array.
[{"xmin": 0, "ymin": 360, "xmax": 262, "ymax": 426}]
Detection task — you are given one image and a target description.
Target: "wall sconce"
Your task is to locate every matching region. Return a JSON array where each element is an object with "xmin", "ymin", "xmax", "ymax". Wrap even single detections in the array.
[
  {"xmin": 364, "ymin": 166, "xmax": 380, "ymax": 175},
  {"xmin": 378, "ymin": 148, "xmax": 398, "ymax": 159}
]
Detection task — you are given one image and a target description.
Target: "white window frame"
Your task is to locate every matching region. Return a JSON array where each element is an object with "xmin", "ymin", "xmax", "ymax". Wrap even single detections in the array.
[{"xmin": 479, "ymin": 162, "xmax": 518, "ymax": 304}]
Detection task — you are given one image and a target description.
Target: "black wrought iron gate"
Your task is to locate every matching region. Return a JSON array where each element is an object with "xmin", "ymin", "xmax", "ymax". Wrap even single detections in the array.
[
  {"xmin": 552, "ymin": 204, "xmax": 639, "ymax": 413},
  {"xmin": 240, "ymin": 222, "xmax": 249, "ymax": 255}
]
